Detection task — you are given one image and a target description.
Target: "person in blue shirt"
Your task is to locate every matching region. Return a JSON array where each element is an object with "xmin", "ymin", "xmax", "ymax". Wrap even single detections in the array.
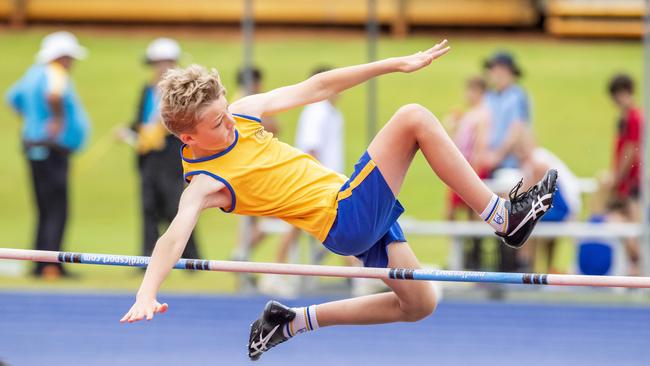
[
  {"xmin": 5, "ymin": 31, "xmax": 90, "ymax": 279},
  {"xmin": 484, "ymin": 51, "xmax": 531, "ymax": 171},
  {"xmin": 483, "ymin": 51, "xmax": 532, "ymax": 273},
  {"xmin": 116, "ymin": 38, "xmax": 201, "ymax": 261}
]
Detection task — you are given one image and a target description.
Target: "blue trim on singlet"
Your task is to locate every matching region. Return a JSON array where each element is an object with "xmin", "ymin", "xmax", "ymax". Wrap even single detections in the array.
[
  {"xmin": 232, "ymin": 113, "xmax": 261, "ymax": 122},
  {"xmin": 183, "ymin": 170, "xmax": 236, "ymax": 213},
  {"xmin": 179, "ymin": 130, "xmax": 239, "ymax": 163}
]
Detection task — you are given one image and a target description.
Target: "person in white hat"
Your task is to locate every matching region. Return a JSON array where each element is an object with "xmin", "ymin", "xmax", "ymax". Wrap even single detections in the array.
[
  {"xmin": 116, "ymin": 38, "xmax": 201, "ymax": 261},
  {"xmin": 5, "ymin": 31, "xmax": 90, "ymax": 280}
]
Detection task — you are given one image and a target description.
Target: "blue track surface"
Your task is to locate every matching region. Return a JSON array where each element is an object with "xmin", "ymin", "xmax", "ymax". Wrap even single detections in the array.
[{"xmin": 0, "ymin": 292, "xmax": 649, "ymax": 366}]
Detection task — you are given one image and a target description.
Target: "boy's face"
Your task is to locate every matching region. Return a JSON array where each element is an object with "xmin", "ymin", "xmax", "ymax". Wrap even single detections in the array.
[{"xmin": 180, "ymin": 95, "xmax": 236, "ymax": 151}]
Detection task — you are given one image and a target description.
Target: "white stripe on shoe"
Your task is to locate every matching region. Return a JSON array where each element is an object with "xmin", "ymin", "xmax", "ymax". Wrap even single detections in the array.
[
  {"xmin": 506, "ymin": 193, "xmax": 553, "ymax": 237},
  {"xmin": 249, "ymin": 324, "xmax": 280, "ymax": 358}
]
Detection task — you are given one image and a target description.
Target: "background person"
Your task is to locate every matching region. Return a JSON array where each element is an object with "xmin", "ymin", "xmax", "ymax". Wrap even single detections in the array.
[
  {"xmin": 229, "ymin": 66, "xmax": 280, "ymax": 290},
  {"xmin": 260, "ymin": 67, "xmax": 361, "ymax": 297},
  {"xmin": 444, "ymin": 76, "xmax": 491, "ymax": 270},
  {"xmin": 606, "ymin": 73, "xmax": 644, "ymax": 275},
  {"xmin": 512, "ymin": 128, "xmax": 582, "ymax": 273},
  {"xmin": 276, "ymin": 66, "xmax": 346, "ymax": 264},
  {"xmin": 117, "ymin": 38, "xmax": 201, "ymax": 261},
  {"xmin": 5, "ymin": 31, "xmax": 91, "ymax": 279},
  {"xmin": 483, "ymin": 51, "xmax": 532, "ymax": 273}
]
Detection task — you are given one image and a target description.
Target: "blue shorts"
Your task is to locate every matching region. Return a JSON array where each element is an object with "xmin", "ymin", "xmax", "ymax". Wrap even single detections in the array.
[
  {"xmin": 541, "ymin": 185, "xmax": 570, "ymax": 222},
  {"xmin": 323, "ymin": 151, "xmax": 407, "ymax": 268}
]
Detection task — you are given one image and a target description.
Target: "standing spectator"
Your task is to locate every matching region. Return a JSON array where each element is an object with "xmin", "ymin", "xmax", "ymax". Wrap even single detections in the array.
[
  {"xmin": 275, "ymin": 66, "xmax": 347, "ymax": 264},
  {"xmin": 117, "ymin": 38, "xmax": 201, "ymax": 260},
  {"xmin": 258, "ymin": 67, "xmax": 361, "ymax": 298},
  {"xmin": 5, "ymin": 31, "xmax": 90, "ymax": 279},
  {"xmin": 233, "ymin": 67, "xmax": 279, "ymax": 135},
  {"xmin": 445, "ymin": 76, "xmax": 491, "ymax": 270},
  {"xmin": 607, "ymin": 73, "xmax": 643, "ymax": 275}
]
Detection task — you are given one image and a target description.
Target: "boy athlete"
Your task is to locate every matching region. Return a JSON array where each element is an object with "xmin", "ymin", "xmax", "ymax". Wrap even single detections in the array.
[{"xmin": 120, "ymin": 40, "xmax": 557, "ymax": 360}]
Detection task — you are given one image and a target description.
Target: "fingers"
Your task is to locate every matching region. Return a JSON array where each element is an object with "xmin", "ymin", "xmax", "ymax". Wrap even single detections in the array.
[
  {"xmin": 120, "ymin": 309, "xmax": 143, "ymax": 323},
  {"xmin": 120, "ymin": 302, "xmax": 169, "ymax": 324},
  {"xmin": 119, "ymin": 306, "xmax": 147, "ymax": 323},
  {"xmin": 425, "ymin": 39, "xmax": 448, "ymax": 54},
  {"xmin": 157, "ymin": 303, "xmax": 169, "ymax": 314},
  {"xmin": 431, "ymin": 46, "xmax": 451, "ymax": 60},
  {"xmin": 119, "ymin": 311, "xmax": 131, "ymax": 323}
]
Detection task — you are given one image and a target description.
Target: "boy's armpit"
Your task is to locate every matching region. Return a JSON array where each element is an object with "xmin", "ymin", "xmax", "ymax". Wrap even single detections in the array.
[{"xmin": 184, "ymin": 173, "xmax": 230, "ymax": 210}]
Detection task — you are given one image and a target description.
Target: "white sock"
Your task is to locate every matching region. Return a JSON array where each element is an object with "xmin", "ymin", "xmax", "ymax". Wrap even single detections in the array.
[
  {"xmin": 282, "ymin": 305, "xmax": 320, "ymax": 338},
  {"xmin": 480, "ymin": 194, "xmax": 508, "ymax": 233}
]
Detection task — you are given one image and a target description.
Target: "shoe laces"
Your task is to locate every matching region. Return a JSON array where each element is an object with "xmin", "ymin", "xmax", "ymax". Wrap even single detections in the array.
[{"xmin": 508, "ymin": 179, "xmax": 539, "ymax": 210}]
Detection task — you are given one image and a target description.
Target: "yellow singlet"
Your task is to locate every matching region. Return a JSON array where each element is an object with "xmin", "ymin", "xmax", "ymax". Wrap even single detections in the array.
[{"xmin": 181, "ymin": 114, "xmax": 347, "ymax": 242}]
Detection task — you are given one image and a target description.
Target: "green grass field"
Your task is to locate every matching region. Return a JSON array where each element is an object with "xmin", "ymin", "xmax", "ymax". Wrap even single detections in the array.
[{"xmin": 0, "ymin": 29, "xmax": 642, "ymax": 293}]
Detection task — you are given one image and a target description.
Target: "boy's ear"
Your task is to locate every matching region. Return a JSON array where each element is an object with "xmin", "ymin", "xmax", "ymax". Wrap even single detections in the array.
[{"xmin": 179, "ymin": 133, "xmax": 194, "ymax": 145}]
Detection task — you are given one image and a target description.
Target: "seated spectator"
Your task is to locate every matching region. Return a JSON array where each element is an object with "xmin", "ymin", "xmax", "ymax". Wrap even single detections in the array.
[
  {"xmin": 483, "ymin": 51, "xmax": 532, "ymax": 272},
  {"xmin": 513, "ymin": 128, "xmax": 581, "ymax": 273},
  {"xmin": 483, "ymin": 51, "xmax": 531, "ymax": 172}
]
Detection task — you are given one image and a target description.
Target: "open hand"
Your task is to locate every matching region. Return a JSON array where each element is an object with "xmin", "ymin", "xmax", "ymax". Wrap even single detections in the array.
[
  {"xmin": 120, "ymin": 297, "xmax": 168, "ymax": 323},
  {"xmin": 396, "ymin": 39, "xmax": 451, "ymax": 73}
]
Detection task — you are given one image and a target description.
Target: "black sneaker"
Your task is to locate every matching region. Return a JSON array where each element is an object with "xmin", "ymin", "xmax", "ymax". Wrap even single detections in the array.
[
  {"xmin": 496, "ymin": 169, "xmax": 558, "ymax": 248},
  {"xmin": 248, "ymin": 300, "xmax": 296, "ymax": 361}
]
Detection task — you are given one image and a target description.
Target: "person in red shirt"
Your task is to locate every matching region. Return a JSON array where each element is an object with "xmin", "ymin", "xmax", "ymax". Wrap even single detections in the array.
[{"xmin": 608, "ymin": 73, "xmax": 644, "ymax": 275}]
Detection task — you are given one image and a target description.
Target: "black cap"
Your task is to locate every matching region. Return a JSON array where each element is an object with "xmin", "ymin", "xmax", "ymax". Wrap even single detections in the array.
[{"xmin": 484, "ymin": 51, "xmax": 522, "ymax": 77}]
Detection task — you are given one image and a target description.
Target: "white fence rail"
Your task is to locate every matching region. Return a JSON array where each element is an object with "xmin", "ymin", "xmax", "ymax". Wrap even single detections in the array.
[{"xmin": 259, "ymin": 218, "xmax": 641, "ymax": 270}]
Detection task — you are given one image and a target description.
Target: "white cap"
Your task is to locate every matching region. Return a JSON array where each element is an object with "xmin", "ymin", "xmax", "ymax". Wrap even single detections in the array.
[
  {"xmin": 36, "ymin": 31, "xmax": 87, "ymax": 64},
  {"xmin": 145, "ymin": 38, "xmax": 181, "ymax": 63}
]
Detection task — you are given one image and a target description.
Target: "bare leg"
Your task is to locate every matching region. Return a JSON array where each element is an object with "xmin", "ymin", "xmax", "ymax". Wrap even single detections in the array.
[
  {"xmin": 367, "ymin": 104, "xmax": 493, "ymax": 213},
  {"xmin": 315, "ymin": 242, "xmax": 436, "ymax": 326},
  {"xmin": 249, "ymin": 219, "xmax": 267, "ymax": 250},
  {"xmin": 624, "ymin": 199, "xmax": 641, "ymax": 276},
  {"xmin": 276, "ymin": 226, "xmax": 302, "ymax": 263}
]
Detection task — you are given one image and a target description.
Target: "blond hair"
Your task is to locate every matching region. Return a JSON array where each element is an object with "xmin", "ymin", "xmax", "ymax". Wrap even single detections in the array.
[{"xmin": 158, "ymin": 64, "xmax": 226, "ymax": 135}]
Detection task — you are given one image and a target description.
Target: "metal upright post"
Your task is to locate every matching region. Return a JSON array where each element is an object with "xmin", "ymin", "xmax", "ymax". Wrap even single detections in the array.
[
  {"xmin": 642, "ymin": 0, "xmax": 650, "ymax": 276},
  {"xmin": 10, "ymin": 0, "xmax": 27, "ymax": 29},
  {"xmin": 242, "ymin": 0, "xmax": 255, "ymax": 96},
  {"xmin": 237, "ymin": 0, "xmax": 256, "ymax": 293},
  {"xmin": 367, "ymin": 0, "xmax": 379, "ymax": 143}
]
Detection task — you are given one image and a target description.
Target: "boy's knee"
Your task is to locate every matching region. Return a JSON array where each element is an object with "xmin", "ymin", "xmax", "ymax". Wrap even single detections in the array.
[
  {"xmin": 396, "ymin": 104, "xmax": 441, "ymax": 132},
  {"xmin": 397, "ymin": 103, "xmax": 429, "ymax": 119},
  {"xmin": 400, "ymin": 284, "xmax": 438, "ymax": 322}
]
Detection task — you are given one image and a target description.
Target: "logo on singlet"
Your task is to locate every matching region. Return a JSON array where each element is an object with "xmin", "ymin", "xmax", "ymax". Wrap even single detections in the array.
[{"xmin": 254, "ymin": 129, "xmax": 268, "ymax": 142}]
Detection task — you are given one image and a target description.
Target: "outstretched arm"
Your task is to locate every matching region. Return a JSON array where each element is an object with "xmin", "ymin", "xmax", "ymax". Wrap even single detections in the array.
[
  {"xmin": 230, "ymin": 40, "xmax": 450, "ymax": 117},
  {"xmin": 120, "ymin": 174, "xmax": 226, "ymax": 323}
]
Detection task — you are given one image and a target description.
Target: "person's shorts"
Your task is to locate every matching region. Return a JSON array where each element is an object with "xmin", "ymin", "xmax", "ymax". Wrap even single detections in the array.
[
  {"xmin": 323, "ymin": 151, "xmax": 406, "ymax": 268},
  {"xmin": 541, "ymin": 185, "xmax": 570, "ymax": 222}
]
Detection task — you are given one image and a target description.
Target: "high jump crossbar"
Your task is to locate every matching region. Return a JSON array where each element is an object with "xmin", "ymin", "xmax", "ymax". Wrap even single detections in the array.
[{"xmin": 1, "ymin": 248, "xmax": 649, "ymax": 288}]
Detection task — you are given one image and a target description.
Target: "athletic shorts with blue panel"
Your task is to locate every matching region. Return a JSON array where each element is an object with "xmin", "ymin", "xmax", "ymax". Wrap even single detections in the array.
[{"xmin": 323, "ymin": 151, "xmax": 407, "ymax": 268}]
